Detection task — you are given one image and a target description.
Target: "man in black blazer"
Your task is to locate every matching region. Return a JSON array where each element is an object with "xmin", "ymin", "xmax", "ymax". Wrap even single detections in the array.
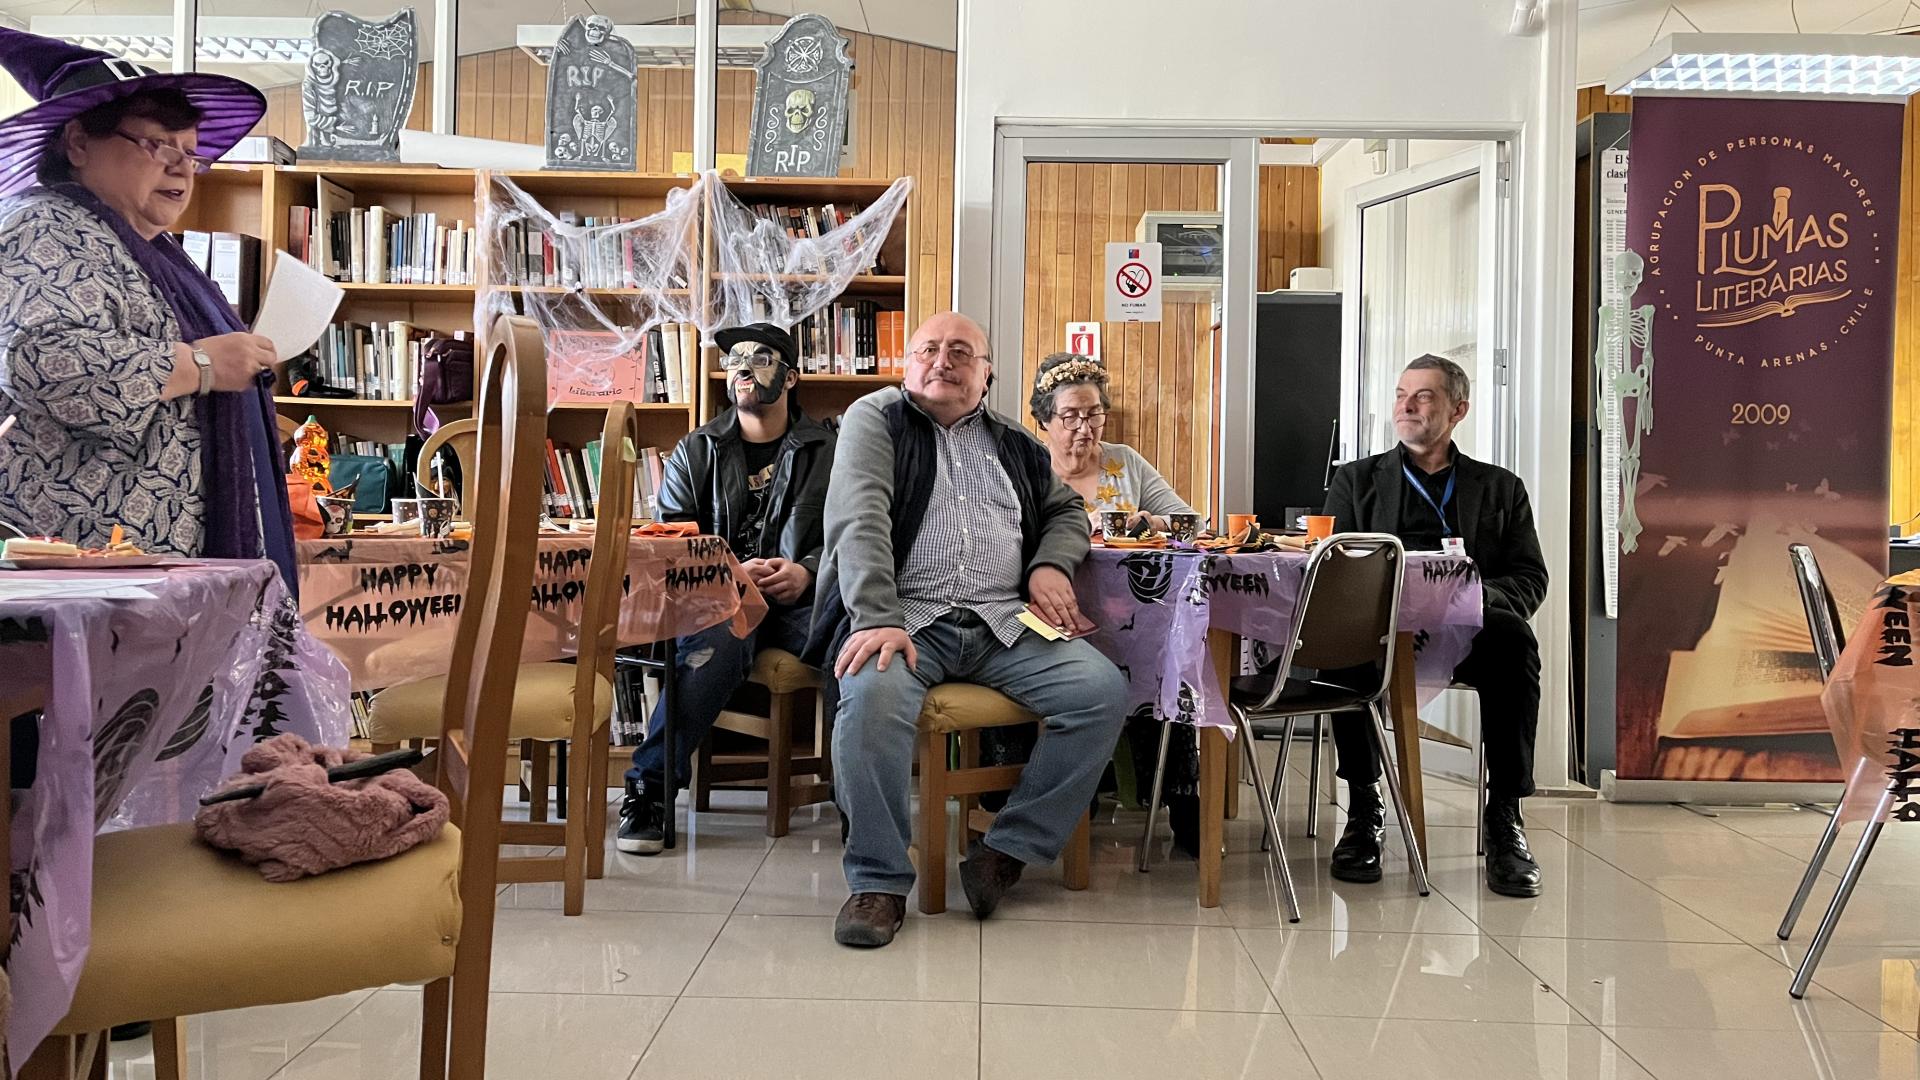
[{"xmin": 1321, "ymin": 355, "xmax": 1549, "ymax": 897}]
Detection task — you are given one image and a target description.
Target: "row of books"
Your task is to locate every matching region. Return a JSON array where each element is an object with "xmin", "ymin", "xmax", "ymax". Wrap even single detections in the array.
[
  {"xmin": 290, "ymin": 205, "xmax": 476, "ymax": 286},
  {"xmin": 791, "ymin": 302, "xmax": 909, "ymax": 377},
  {"xmin": 542, "ymin": 438, "xmax": 666, "ymax": 521},
  {"xmin": 498, "ymin": 214, "xmax": 693, "ymax": 291},
  {"xmin": 174, "ymin": 231, "xmax": 261, "ymax": 321},
  {"xmin": 290, "ymin": 177, "xmax": 476, "ymax": 286},
  {"xmin": 739, "ymin": 202, "xmax": 881, "ymax": 275},
  {"xmin": 548, "ymin": 323, "xmax": 700, "ymax": 406},
  {"xmin": 317, "ymin": 320, "xmax": 433, "ymax": 401}
]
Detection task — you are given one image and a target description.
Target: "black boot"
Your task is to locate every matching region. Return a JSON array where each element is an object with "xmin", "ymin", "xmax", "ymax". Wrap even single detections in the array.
[
  {"xmin": 616, "ymin": 778, "xmax": 666, "ymax": 855},
  {"xmin": 1484, "ymin": 796, "xmax": 1542, "ymax": 897},
  {"xmin": 1168, "ymin": 794, "xmax": 1202, "ymax": 859},
  {"xmin": 1329, "ymin": 782, "xmax": 1385, "ymax": 884}
]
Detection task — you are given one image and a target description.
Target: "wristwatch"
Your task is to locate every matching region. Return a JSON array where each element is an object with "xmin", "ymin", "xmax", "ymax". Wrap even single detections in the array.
[{"xmin": 189, "ymin": 346, "xmax": 213, "ymax": 396}]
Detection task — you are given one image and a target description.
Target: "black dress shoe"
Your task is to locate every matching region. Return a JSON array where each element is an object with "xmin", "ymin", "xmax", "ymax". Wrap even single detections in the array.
[
  {"xmin": 1484, "ymin": 797, "xmax": 1543, "ymax": 898},
  {"xmin": 959, "ymin": 841, "xmax": 1026, "ymax": 918},
  {"xmin": 1329, "ymin": 782, "xmax": 1385, "ymax": 884}
]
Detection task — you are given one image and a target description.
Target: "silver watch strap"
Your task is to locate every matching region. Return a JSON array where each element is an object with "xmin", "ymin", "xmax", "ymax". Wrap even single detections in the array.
[{"xmin": 191, "ymin": 347, "xmax": 214, "ymax": 396}]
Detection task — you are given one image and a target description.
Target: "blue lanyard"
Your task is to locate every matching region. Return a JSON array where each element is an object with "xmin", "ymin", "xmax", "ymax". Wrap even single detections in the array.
[{"xmin": 1401, "ymin": 464, "xmax": 1457, "ymax": 537}]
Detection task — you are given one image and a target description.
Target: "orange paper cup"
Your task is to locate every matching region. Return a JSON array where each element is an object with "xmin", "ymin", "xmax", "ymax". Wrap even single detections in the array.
[
  {"xmin": 1305, "ymin": 515, "xmax": 1334, "ymax": 541},
  {"xmin": 1227, "ymin": 514, "xmax": 1259, "ymax": 537}
]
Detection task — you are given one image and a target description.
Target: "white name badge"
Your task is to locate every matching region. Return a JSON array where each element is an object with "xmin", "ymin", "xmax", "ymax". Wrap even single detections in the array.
[{"xmin": 1441, "ymin": 537, "xmax": 1467, "ymax": 558}]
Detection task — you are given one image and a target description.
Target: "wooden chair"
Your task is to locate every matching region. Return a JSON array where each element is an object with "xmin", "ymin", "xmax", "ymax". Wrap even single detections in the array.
[
  {"xmin": 913, "ymin": 683, "xmax": 1091, "ymax": 915},
  {"xmin": 24, "ymin": 313, "xmax": 550, "ymax": 1080},
  {"xmin": 416, "ymin": 417, "xmax": 479, "ymax": 517},
  {"xmin": 691, "ymin": 648, "xmax": 834, "ymax": 837},
  {"xmin": 366, "ymin": 401, "xmax": 640, "ymax": 915}
]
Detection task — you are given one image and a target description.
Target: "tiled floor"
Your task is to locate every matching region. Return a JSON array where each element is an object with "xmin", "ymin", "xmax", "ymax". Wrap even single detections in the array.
[{"xmin": 107, "ymin": 748, "xmax": 1920, "ymax": 1080}]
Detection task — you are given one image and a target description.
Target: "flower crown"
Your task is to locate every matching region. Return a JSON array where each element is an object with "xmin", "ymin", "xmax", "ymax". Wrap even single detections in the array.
[{"xmin": 1036, "ymin": 357, "xmax": 1109, "ymax": 395}]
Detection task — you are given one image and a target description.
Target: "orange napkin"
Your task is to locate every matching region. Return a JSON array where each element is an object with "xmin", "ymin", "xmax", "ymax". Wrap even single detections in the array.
[{"xmin": 635, "ymin": 521, "xmax": 701, "ymax": 537}]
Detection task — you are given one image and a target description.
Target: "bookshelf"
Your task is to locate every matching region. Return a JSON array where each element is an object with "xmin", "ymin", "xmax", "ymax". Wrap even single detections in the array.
[
  {"xmin": 700, "ymin": 175, "xmax": 913, "ymax": 424},
  {"xmin": 191, "ymin": 164, "xmax": 919, "ymax": 508}
]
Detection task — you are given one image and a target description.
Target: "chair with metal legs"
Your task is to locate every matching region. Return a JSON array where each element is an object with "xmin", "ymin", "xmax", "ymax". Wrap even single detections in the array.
[
  {"xmin": 1139, "ymin": 533, "xmax": 1431, "ymax": 922},
  {"xmin": 1775, "ymin": 542, "xmax": 1866, "ymax": 999}
]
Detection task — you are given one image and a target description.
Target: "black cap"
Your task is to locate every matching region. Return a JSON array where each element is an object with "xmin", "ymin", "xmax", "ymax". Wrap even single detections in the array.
[{"xmin": 714, "ymin": 323, "xmax": 798, "ymax": 369}]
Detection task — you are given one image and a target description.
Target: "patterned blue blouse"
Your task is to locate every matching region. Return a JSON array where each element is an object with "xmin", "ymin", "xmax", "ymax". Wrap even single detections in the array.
[{"xmin": 0, "ymin": 191, "xmax": 202, "ymax": 553}]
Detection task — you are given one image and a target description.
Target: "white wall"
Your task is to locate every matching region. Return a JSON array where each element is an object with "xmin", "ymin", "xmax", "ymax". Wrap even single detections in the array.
[{"xmin": 954, "ymin": 0, "xmax": 1578, "ymax": 791}]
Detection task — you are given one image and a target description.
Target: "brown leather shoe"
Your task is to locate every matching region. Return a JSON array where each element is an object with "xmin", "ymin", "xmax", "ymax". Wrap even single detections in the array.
[
  {"xmin": 959, "ymin": 841, "xmax": 1026, "ymax": 919},
  {"xmin": 834, "ymin": 892, "xmax": 906, "ymax": 948}
]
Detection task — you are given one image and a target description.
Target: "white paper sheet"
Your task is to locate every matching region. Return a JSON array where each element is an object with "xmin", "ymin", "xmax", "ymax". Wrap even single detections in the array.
[{"xmin": 253, "ymin": 251, "xmax": 344, "ymax": 363}]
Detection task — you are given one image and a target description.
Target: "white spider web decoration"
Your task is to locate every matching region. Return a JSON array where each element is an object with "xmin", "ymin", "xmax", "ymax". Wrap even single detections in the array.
[{"xmin": 353, "ymin": 21, "xmax": 412, "ymax": 61}]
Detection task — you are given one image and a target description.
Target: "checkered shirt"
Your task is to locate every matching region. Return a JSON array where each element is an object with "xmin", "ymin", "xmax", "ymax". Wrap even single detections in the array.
[{"xmin": 896, "ymin": 403, "xmax": 1030, "ymax": 645}]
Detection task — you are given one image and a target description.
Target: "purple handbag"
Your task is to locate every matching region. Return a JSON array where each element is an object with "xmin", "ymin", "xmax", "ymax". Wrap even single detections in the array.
[{"xmin": 412, "ymin": 333, "xmax": 474, "ymax": 437}]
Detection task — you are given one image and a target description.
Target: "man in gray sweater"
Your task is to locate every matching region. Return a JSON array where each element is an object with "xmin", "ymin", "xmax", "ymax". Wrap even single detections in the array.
[{"xmin": 807, "ymin": 312, "xmax": 1128, "ymax": 948}]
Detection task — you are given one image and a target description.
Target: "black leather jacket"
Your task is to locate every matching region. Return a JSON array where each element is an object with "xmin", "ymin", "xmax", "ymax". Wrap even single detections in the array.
[{"xmin": 658, "ymin": 404, "xmax": 835, "ymax": 600}]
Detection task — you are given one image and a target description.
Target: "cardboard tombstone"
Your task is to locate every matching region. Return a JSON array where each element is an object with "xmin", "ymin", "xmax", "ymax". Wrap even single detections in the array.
[
  {"xmin": 298, "ymin": 8, "xmax": 420, "ymax": 163},
  {"xmin": 544, "ymin": 15, "xmax": 638, "ymax": 170},
  {"xmin": 745, "ymin": 13, "xmax": 852, "ymax": 178}
]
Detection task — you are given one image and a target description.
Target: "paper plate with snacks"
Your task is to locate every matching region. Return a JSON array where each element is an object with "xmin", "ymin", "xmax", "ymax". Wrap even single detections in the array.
[{"xmin": 0, "ymin": 532, "xmax": 165, "ymax": 569}]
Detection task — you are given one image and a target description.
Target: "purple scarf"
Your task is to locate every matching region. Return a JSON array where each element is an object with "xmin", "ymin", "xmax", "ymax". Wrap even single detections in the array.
[{"xmin": 48, "ymin": 183, "xmax": 298, "ymax": 595}]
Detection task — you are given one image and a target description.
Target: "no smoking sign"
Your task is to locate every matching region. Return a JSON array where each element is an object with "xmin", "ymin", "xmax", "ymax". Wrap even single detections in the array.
[{"xmin": 1104, "ymin": 241, "xmax": 1162, "ymax": 323}]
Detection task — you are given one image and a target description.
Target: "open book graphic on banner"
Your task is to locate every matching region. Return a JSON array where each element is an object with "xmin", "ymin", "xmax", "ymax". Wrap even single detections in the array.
[{"xmin": 1657, "ymin": 516, "xmax": 1881, "ymax": 740}]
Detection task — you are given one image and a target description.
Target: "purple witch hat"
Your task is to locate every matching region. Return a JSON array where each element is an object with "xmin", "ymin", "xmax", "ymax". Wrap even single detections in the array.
[{"xmin": 0, "ymin": 27, "xmax": 266, "ymax": 199}]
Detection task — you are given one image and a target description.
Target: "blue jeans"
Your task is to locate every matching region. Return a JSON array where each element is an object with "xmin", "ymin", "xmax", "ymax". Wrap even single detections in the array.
[
  {"xmin": 626, "ymin": 603, "xmax": 813, "ymax": 793},
  {"xmin": 834, "ymin": 609, "xmax": 1129, "ymax": 896}
]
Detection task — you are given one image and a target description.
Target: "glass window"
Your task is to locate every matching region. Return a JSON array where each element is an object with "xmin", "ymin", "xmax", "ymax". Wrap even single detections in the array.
[
  {"xmin": 193, "ymin": 2, "xmax": 437, "ymax": 149},
  {"xmin": 0, "ymin": 2, "xmax": 177, "ymax": 122}
]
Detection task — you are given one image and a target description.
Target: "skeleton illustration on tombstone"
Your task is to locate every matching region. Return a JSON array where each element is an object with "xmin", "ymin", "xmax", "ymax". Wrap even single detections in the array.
[
  {"xmin": 302, "ymin": 48, "xmax": 341, "ymax": 148},
  {"xmin": 545, "ymin": 14, "xmax": 638, "ymax": 170}
]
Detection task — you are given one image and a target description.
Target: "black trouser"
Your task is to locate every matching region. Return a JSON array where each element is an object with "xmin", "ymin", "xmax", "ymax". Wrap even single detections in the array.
[{"xmin": 1330, "ymin": 607, "xmax": 1540, "ymax": 801}]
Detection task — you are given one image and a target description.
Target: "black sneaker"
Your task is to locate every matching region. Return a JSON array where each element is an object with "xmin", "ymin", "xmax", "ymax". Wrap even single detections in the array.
[{"xmin": 616, "ymin": 779, "xmax": 666, "ymax": 855}]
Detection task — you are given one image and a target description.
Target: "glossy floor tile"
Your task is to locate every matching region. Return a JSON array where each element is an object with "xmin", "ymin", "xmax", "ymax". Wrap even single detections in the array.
[
  {"xmin": 275, "ymin": 991, "xmax": 673, "ymax": 1080},
  {"xmin": 1238, "ymin": 928, "xmax": 1574, "ymax": 1024},
  {"xmin": 684, "ymin": 912, "xmax": 980, "ymax": 1001},
  {"xmin": 131, "ymin": 789, "xmax": 1920, "ymax": 1080},
  {"xmin": 1606, "ymin": 1025, "xmax": 1920, "ymax": 1080},
  {"xmin": 979, "ymin": 1004, "xmax": 1319, "ymax": 1080},
  {"xmin": 632, "ymin": 997, "xmax": 979, "ymax": 1080},
  {"xmin": 1512, "ymin": 937, "xmax": 1896, "ymax": 1034},
  {"xmin": 980, "ymin": 919, "xmax": 1280, "ymax": 1012}
]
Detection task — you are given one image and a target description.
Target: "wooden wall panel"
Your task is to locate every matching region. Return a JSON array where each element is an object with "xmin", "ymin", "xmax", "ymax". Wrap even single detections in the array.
[{"xmin": 1019, "ymin": 160, "xmax": 1321, "ymax": 511}]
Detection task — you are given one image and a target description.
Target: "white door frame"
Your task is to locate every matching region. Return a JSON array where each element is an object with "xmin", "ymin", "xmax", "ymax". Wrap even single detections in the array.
[
  {"xmin": 1340, "ymin": 143, "xmax": 1513, "ymax": 467},
  {"xmin": 989, "ymin": 127, "xmax": 1259, "ymax": 524}
]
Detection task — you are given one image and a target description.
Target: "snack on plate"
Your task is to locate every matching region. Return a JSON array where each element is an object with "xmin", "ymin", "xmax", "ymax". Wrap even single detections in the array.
[
  {"xmin": 3, "ymin": 537, "xmax": 79, "ymax": 558},
  {"xmin": 90, "ymin": 540, "xmax": 146, "ymax": 556}
]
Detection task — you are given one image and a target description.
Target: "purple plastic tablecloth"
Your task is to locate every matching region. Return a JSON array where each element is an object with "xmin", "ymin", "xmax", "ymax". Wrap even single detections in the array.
[
  {"xmin": 1075, "ymin": 547, "xmax": 1485, "ymax": 731},
  {"xmin": 3, "ymin": 559, "xmax": 348, "ymax": 1074}
]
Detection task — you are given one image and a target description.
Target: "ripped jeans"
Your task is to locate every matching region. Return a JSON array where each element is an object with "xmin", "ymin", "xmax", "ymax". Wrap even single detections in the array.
[{"xmin": 625, "ymin": 603, "xmax": 813, "ymax": 794}]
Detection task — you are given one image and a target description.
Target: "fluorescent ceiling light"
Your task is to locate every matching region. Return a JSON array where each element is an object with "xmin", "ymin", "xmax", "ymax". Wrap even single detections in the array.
[
  {"xmin": 516, "ymin": 24, "xmax": 777, "ymax": 68},
  {"xmin": 1608, "ymin": 33, "xmax": 1920, "ymax": 100},
  {"xmin": 32, "ymin": 15, "xmax": 316, "ymax": 66}
]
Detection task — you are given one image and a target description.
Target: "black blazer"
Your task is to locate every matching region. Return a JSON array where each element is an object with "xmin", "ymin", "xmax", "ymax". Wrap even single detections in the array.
[{"xmin": 1321, "ymin": 446, "xmax": 1548, "ymax": 621}]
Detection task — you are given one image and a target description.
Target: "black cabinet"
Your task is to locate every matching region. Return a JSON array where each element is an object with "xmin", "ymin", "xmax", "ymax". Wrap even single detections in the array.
[{"xmin": 1250, "ymin": 290, "xmax": 1342, "ymax": 529}]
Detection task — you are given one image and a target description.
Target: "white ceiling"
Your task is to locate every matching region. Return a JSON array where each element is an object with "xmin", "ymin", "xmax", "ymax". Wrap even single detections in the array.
[{"xmin": 1578, "ymin": 0, "xmax": 1920, "ymax": 87}]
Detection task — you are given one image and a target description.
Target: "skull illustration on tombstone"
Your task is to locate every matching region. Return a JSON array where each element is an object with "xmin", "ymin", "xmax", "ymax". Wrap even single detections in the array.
[{"xmin": 784, "ymin": 88, "xmax": 815, "ymax": 134}]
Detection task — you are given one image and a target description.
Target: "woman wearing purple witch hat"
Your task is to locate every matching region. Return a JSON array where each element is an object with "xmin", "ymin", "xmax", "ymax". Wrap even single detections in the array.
[{"xmin": 0, "ymin": 29, "xmax": 296, "ymax": 591}]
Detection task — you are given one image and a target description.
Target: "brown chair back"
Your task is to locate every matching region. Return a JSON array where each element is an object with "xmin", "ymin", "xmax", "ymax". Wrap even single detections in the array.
[
  {"xmin": 428, "ymin": 313, "xmax": 547, "ymax": 1079},
  {"xmin": 1788, "ymin": 542, "xmax": 1847, "ymax": 683},
  {"xmin": 1259, "ymin": 533, "xmax": 1406, "ymax": 709},
  {"xmin": 416, "ymin": 418, "xmax": 480, "ymax": 517}
]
